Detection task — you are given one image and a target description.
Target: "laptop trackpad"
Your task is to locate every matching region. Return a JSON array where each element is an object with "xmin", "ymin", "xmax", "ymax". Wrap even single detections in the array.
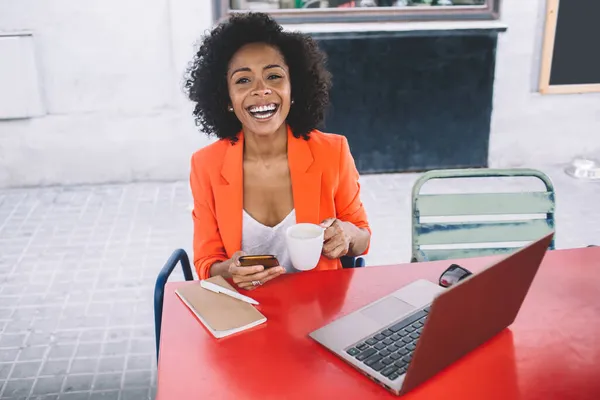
[{"xmin": 361, "ymin": 297, "xmax": 416, "ymax": 325}]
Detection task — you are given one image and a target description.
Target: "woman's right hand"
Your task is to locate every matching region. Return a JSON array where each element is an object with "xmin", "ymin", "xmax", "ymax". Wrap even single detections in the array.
[{"xmin": 228, "ymin": 251, "xmax": 286, "ymax": 291}]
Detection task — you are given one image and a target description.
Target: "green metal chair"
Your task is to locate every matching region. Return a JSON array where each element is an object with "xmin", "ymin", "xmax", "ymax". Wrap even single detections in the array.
[{"xmin": 411, "ymin": 168, "xmax": 556, "ymax": 262}]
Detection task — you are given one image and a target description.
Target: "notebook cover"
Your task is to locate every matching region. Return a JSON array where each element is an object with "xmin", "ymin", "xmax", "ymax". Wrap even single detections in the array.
[{"xmin": 175, "ymin": 275, "xmax": 266, "ymax": 333}]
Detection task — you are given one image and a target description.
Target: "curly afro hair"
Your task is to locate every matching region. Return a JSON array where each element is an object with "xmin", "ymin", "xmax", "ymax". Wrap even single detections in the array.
[{"xmin": 184, "ymin": 12, "xmax": 332, "ymax": 143}]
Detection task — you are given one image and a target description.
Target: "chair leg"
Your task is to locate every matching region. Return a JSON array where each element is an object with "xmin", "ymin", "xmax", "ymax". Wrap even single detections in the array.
[
  {"xmin": 154, "ymin": 249, "xmax": 194, "ymax": 362},
  {"xmin": 154, "ymin": 273, "xmax": 168, "ymax": 362}
]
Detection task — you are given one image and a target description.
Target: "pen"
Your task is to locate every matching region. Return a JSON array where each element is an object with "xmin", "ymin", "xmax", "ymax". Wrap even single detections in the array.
[{"xmin": 200, "ymin": 280, "xmax": 260, "ymax": 305}]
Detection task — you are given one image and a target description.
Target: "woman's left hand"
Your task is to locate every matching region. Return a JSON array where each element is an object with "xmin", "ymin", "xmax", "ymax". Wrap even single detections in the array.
[{"xmin": 320, "ymin": 218, "xmax": 351, "ymax": 259}]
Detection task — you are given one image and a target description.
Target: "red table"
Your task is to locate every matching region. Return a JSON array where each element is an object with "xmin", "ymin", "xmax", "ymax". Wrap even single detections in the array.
[{"xmin": 156, "ymin": 247, "xmax": 600, "ymax": 399}]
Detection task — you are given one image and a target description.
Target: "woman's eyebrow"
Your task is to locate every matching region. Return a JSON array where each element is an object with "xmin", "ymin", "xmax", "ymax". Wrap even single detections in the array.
[
  {"xmin": 229, "ymin": 67, "xmax": 251, "ymax": 78},
  {"xmin": 229, "ymin": 64, "xmax": 285, "ymax": 79}
]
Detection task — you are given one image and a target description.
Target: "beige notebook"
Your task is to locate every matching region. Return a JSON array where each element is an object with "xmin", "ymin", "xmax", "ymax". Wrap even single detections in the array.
[{"xmin": 175, "ymin": 275, "xmax": 267, "ymax": 338}]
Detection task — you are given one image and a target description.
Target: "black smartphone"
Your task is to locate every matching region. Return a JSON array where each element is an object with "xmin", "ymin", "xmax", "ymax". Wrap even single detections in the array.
[{"xmin": 238, "ymin": 255, "xmax": 280, "ymax": 269}]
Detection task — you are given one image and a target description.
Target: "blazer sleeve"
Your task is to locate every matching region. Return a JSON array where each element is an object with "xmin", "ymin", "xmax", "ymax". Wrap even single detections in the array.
[
  {"xmin": 190, "ymin": 154, "xmax": 229, "ymax": 279},
  {"xmin": 335, "ymin": 136, "xmax": 371, "ymax": 254}
]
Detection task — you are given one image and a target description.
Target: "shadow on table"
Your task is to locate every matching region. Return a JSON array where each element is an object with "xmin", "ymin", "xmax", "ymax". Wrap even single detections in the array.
[{"xmin": 404, "ymin": 329, "xmax": 520, "ymax": 400}]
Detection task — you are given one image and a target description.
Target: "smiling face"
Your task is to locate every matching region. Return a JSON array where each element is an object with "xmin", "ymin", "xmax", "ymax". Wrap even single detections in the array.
[{"xmin": 227, "ymin": 43, "xmax": 292, "ymax": 138}]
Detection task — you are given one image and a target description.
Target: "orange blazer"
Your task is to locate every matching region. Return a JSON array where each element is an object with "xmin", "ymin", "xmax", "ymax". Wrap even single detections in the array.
[{"xmin": 189, "ymin": 125, "xmax": 371, "ymax": 280}]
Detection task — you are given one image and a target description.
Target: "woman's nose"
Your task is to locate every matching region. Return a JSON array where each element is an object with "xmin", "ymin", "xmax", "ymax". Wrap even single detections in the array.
[
  {"xmin": 252, "ymin": 81, "xmax": 272, "ymax": 96},
  {"xmin": 252, "ymin": 88, "xmax": 272, "ymax": 96}
]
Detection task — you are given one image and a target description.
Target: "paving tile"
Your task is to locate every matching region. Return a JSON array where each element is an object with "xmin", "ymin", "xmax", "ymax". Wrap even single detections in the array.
[
  {"xmin": 0, "ymin": 350, "xmax": 19, "ymax": 363},
  {"xmin": 62, "ymin": 374, "xmax": 94, "ymax": 393},
  {"xmin": 17, "ymin": 346, "xmax": 48, "ymax": 362},
  {"xmin": 101, "ymin": 342, "xmax": 129, "ymax": 358},
  {"xmin": 32, "ymin": 376, "xmax": 65, "ymax": 395},
  {"xmin": 35, "ymin": 394, "xmax": 60, "ymax": 400},
  {"xmin": 26, "ymin": 331, "xmax": 55, "ymax": 347},
  {"xmin": 30, "ymin": 319, "xmax": 60, "ymax": 334},
  {"xmin": 79, "ymin": 330, "xmax": 106, "ymax": 344},
  {"xmin": 125, "ymin": 356, "xmax": 152, "ymax": 372},
  {"xmin": 39, "ymin": 360, "xmax": 70, "ymax": 378},
  {"xmin": 89, "ymin": 391, "xmax": 119, "ymax": 400},
  {"xmin": 1, "ymin": 319, "xmax": 32, "ymax": 334},
  {"xmin": 96, "ymin": 358, "xmax": 125, "ymax": 375},
  {"xmin": 0, "ymin": 308, "xmax": 15, "ymax": 319},
  {"xmin": 10, "ymin": 361, "xmax": 42, "ymax": 379},
  {"xmin": 130, "ymin": 327, "xmax": 153, "ymax": 341},
  {"xmin": 0, "ymin": 363, "xmax": 12, "ymax": 380},
  {"xmin": 74, "ymin": 343, "xmax": 103, "ymax": 360},
  {"xmin": 122, "ymin": 371, "xmax": 151, "ymax": 389},
  {"xmin": 1, "ymin": 378, "xmax": 35, "ymax": 398},
  {"xmin": 91, "ymin": 374, "xmax": 122, "ymax": 392},
  {"xmin": 48, "ymin": 345, "xmax": 77, "ymax": 361},
  {"xmin": 69, "ymin": 359, "xmax": 98, "ymax": 375},
  {"xmin": 10, "ymin": 308, "xmax": 38, "ymax": 322},
  {"xmin": 120, "ymin": 388, "xmax": 150, "ymax": 400},
  {"xmin": 128, "ymin": 340, "xmax": 153, "ymax": 357},
  {"xmin": 105, "ymin": 329, "xmax": 131, "ymax": 344},
  {"xmin": 56, "ymin": 392, "xmax": 91, "ymax": 400},
  {"xmin": 0, "ymin": 334, "xmax": 27, "ymax": 349}
]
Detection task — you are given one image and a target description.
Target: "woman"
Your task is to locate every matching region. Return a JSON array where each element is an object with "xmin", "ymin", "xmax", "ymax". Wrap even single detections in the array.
[{"xmin": 185, "ymin": 12, "xmax": 371, "ymax": 290}]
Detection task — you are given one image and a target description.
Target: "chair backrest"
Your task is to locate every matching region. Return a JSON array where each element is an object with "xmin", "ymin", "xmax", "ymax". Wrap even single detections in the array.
[
  {"xmin": 411, "ymin": 168, "xmax": 556, "ymax": 262},
  {"xmin": 155, "ymin": 249, "xmax": 194, "ymax": 361}
]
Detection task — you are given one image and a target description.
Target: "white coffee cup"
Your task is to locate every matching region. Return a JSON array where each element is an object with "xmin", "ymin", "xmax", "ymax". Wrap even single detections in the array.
[{"xmin": 286, "ymin": 223, "xmax": 324, "ymax": 271}]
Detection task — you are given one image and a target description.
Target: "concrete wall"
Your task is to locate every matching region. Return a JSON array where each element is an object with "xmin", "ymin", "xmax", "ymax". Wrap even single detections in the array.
[
  {"xmin": 0, "ymin": 0, "xmax": 599, "ymax": 188},
  {"xmin": 0, "ymin": 0, "xmax": 214, "ymax": 188},
  {"xmin": 488, "ymin": 0, "xmax": 600, "ymax": 167}
]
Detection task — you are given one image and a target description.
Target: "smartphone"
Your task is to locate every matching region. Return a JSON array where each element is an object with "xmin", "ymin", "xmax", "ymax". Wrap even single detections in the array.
[{"xmin": 238, "ymin": 255, "xmax": 280, "ymax": 269}]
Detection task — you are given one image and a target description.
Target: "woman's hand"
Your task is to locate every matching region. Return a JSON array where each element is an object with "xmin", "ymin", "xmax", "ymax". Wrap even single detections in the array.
[
  {"xmin": 228, "ymin": 251, "xmax": 286, "ymax": 291},
  {"xmin": 320, "ymin": 218, "xmax": 351, "ymax": 259}
]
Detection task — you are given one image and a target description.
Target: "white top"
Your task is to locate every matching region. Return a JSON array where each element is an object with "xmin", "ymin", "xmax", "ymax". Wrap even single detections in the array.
[{"xmin": 241, "ymin": 209, "xmax": 297, "ymax": 273}]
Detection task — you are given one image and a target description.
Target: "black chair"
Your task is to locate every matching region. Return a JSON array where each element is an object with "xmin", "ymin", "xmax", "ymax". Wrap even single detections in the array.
[{"xmin": 153, "ymin": 249, "xmax": 364, "ymax": 361}]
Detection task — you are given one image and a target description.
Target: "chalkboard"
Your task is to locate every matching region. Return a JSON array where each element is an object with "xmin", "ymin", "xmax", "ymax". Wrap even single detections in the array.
[{"xmin": 539, "ymin": 0, "xmax": 600, "ymax": 94}]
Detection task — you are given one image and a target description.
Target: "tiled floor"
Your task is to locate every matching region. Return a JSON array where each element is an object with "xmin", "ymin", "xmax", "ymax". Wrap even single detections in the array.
[{"xmin": 0, "ymin": 164, "xmax": 598, "ymax": 399}]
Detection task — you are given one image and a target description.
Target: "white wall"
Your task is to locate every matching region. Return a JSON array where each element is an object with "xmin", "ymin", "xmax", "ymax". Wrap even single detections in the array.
[
  {"xmin": 488, "ymin": 0, "xmax": 600, "ymax": 167},
  {"xmin": 0, "ymin": 0, "xmax": 599, "ymax": 188},
  {"xmin": 0, "ymin": 0, "xmax": 214, "ymax": 187}
]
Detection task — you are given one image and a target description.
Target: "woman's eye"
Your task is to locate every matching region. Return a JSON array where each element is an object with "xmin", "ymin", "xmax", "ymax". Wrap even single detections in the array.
[
  {"xmin": 235, "ymin": 77, "xmax": 249, "ymax": 84},
  {"xmin": 268, "ymin": 74, "xmax": 281, "ymax": 80}
]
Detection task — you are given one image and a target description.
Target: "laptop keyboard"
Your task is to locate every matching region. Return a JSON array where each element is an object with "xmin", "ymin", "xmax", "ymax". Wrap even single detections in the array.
[{"xmin": 345, "ymin": 306, "xmax": 430, "ymax": 381}]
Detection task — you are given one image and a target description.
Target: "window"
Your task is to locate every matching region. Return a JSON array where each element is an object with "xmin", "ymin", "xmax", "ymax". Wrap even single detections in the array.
[{"xmin": 216, "ymin": 0, "xmax": 501, "ymax": 24}]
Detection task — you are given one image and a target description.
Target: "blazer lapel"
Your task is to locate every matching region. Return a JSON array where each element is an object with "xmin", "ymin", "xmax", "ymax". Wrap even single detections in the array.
[
  {"xmin": 288, "ymin": 127, "xmax": 322, "ymax": 224},
  {"xmin": 214, "ymin": 134, "xmax": 244, "ymax": 257},
  {"xmin": 213, "ymin": 127, "xmax": 322, "ymax": 256}
]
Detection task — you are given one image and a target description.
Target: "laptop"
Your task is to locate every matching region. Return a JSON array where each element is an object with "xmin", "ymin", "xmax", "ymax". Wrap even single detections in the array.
[{"xmin": 309, "ymin": 232, "xmax": 554, "ymax": 396}]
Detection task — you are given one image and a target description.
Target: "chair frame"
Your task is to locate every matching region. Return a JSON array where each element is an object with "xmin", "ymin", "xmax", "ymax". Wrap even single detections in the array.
[
  {"xmin": 154, "ymin": 249, "xmax": 194, "ymax": 361},
  {"xmin": 411, "ymin": 168, "xmax": 556, "ymax": 262}
]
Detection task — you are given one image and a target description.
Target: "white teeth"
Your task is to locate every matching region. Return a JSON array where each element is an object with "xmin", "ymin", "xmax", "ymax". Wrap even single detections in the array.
[
  {"xmin": 249, "ymin": 104, "xmax": 276, "ymax": 113},
  {"xmin": 253, "ymin": 111, "xmax": 275, "ymax": 119}
]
